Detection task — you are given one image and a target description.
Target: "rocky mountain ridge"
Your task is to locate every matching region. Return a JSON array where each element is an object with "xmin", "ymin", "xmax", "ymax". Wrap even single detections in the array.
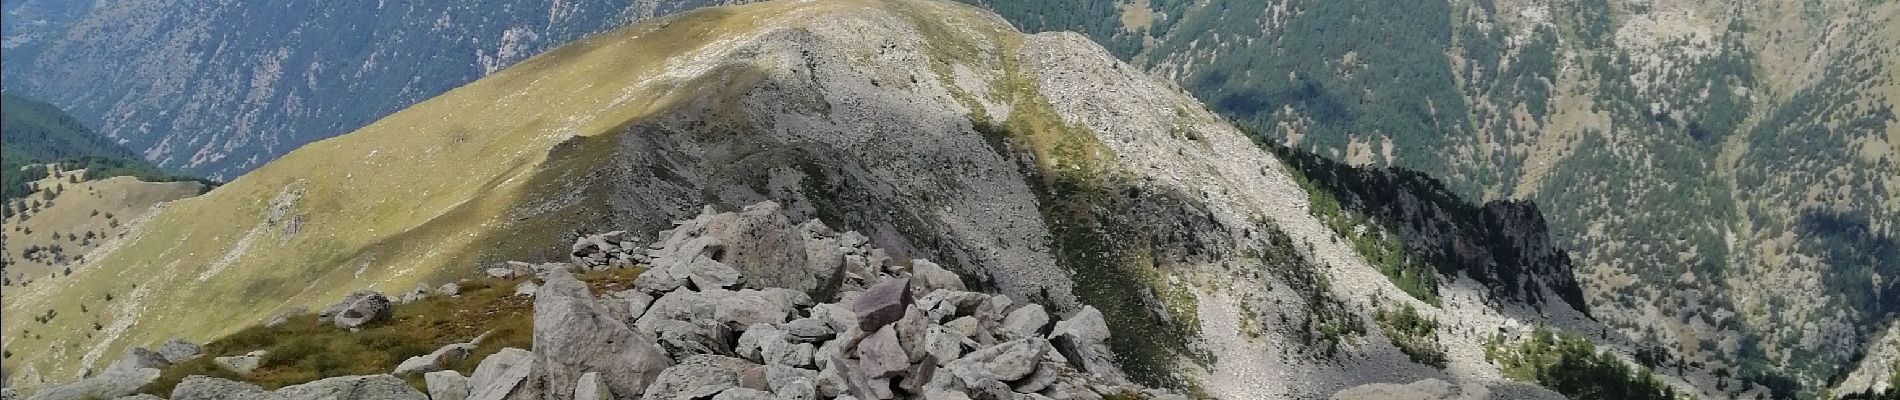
[{"xmin": 1, "ymin": 0, "xmax": 1676, "ymax": 398}]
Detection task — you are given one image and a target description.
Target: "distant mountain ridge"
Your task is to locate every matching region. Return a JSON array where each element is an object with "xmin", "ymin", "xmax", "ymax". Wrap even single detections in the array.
[{"xmin": 0, "ymin": 0, "xmax": 749, "ymax": 180}]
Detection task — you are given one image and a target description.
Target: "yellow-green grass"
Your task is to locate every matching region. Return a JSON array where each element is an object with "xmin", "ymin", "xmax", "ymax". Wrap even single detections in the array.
[
  {"xmin": 0, "ymin": 0, "xmax": 1033, "ymax": 387},
  {"xmin": 138, "ymin": 267, "xmax": 644, "ymax": 395},
  {"xmin": 1, "ymin": 169, "xmax": 202, "ymax": 283}
]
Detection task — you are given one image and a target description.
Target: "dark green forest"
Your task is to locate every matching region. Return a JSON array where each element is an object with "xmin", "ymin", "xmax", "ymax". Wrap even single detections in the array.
[{"xmin": 1, "ymin": 92, "xmax": 203, "ymax": 204}]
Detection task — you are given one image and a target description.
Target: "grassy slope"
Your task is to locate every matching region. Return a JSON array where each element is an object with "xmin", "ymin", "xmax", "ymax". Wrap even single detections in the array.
[
  {"xmin": 0, "ymin": 0, "xmax": 1032, "ymax": 386},
  {"xmin": 1, "ymin": 169, "xmax": 203, "ymax": 282},
  {"xmin": 137, "ymin": 268, "xmax": 644, "ymax": 395}
]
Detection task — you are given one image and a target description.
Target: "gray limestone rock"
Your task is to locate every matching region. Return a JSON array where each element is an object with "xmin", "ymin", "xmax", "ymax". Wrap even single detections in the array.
[
  {"xmin": 424, "ymin": 371, "xmax": 470, "ymax": 400},
  {"xmin": 466, "ymin": 348, "xmax": 534, "ymax": 400},
  {"xmin": 1048, "ymin": 306, "xmax": 1121, "ymax": 383},
  {"xmin": 574, "ymin": 372, "xmax": 609, "ymax": 400},
  {"xmin": 1000, "ymin": 304, "xmax": 1049, "ymax": 340},
  {"xmin": 393, "ymin": 342, "xmax": 474, "ymax": 375},
  {"xmin": 263, "ymin": 375, "xmax": 425, "ymax": 400},
  {"xmin": 169, "ymin": 376, "xmax": 266, "ymax": 400},
  {"xmin": 640, "ymin": 355, "xmax": 761, "ymax": 400},
  {"xmin": 535, "ymin": 269, "xmax": 673, "ymax": 400},
  {"xmin": 855, "ymin": 326, "xmax": 908, "ymax": 380},
  {"xmin": 331, "ymin": 292, "xmax": 393, "ymax": 330},
  {"xmin": 158, "ymin": 339, "xmax": 204, "ymax": 363}
]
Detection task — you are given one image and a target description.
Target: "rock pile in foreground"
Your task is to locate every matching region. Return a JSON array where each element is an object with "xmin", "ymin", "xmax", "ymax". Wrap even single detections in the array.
[{"xmin": 35, "ymin": 203, "xmax": 1178, "ymax": 400}]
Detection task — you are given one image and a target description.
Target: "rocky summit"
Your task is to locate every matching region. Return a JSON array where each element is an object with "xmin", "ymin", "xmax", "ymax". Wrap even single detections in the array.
[{"xmin": 7, "ymin": 0, "xmax": 1885, "ymax": 399}]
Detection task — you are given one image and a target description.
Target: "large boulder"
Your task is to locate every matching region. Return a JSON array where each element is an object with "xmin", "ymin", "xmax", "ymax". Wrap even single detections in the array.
[
  {"xmin": 640, "ymin": 355, "xmax": 763, "ymax": 400},
  {"xmin": 170, "ymin": 376, "xmax": 266, "ymax": 400},
  {"xmin": 158, "ymin": 339, "xmax": 203, "ymax": 363},
  {"xmin": 466, "ymin": 348, "xmax": 534, "ymax": 400},
  {"xmin": 425, "ymin": 371, "xmax": 470, "ymax": 400},
  {"xmin": 855, "ymin": 326, "xmax": 908, "ymax": 379},
  {"xmin": 714, "ymin": 289, "xmax": 804, "ymax": 328},
  {"xmin": 999, "ymin": 304, "xmax": 1049, "ymax": 340},
  {"xmin": 943, "ymin": 338, "xmax": 1049, "ymax": 387},
  {"xmin": 906, "ymin": 259, "xmax": 965, "ymax": 294},
  {"xmin": 263, "ymin": 375, "xmax": 426, "ymax": 400},
  {"xmin": 853, "ymin": 278, "xmax": 912, "ymax": 331},
  {"xmin": 328, "ymin": 291, "xmax": 393, "ymax": 329},
  {"xmin": 534, "ymin": 269, "xmax": 673, "ymax": 400},
  {"xmin": 1048, "ymin": 306, "xmax": 1122, "ymax": 383}
]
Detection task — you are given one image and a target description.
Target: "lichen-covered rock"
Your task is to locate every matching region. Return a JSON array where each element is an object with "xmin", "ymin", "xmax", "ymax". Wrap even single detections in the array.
[
  {"xmin": 640, "ymin": 355, "xmax": 761, "ymax": 400},
  {"xmin": 264, "ymin": 374, "xmax": 426, "ymax": 400},
  {"xmin": 425, "ymin": 371, "xmax": 470, "ymax": 400},
  {"xmin": 158, "ymin": 339, "xmax": 204, "ymax": 363},
  {"xmin": 331, "ymin": 292, "xmax": 393, "ymax": 329},
  {"xmin": 1048, "ymin": 307, "xmax": 1120, "ymax": 383},
  {"xmin": 466, "ymin": 348, "xmax": 534, "ymax": 400},
  {"xmin": 999, "ymin": 304, "xmax": 1048, "ymax": 340},
  {"xmin": 535, "ymin": 269, "xmax": 672, "ymax": 400},
  {"xmin": 170, "ymin": 376, "xmax": 265, "ymax": 400}
]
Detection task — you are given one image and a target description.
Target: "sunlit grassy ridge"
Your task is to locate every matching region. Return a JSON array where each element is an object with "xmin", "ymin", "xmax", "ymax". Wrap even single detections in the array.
[{"xmin": 0, "ymin": 0, "xmax": 1011, "ymax": 383}]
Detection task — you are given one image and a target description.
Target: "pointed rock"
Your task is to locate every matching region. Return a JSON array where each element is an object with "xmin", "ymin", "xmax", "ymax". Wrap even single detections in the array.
[{"xmin": 534, "ymin": 269, "xmax": 672, "ymax": 400}]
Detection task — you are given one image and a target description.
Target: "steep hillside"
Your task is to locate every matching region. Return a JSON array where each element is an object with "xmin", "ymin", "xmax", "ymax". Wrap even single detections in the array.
[
  {"xmin": 1, "ymin": 1, "xmax": 1640, "ymax": 398},
  {"xmin": 0, "ymin": 167, "xmax": 205, "ymax": 288},
  {"xmin": 0, "ymin": 0, "xmax": 751, "ymax": 179},
  {"xmin": 0, "ymin": 93, "xmax": 192, "ymax": 203},
  {"xmin": 960, "ymin": 0, "xmax": 1900, "ymax": 397}
]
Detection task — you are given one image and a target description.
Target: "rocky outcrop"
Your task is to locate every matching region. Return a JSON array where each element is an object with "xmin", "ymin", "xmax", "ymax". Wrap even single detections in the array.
[
  {"xmin": 406, "ymin": 204, "xmax": 1176, "ymax": 400},
  {"xmin": 533, "ymin": 268, "xmax": 674, "ymax": 400}
]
